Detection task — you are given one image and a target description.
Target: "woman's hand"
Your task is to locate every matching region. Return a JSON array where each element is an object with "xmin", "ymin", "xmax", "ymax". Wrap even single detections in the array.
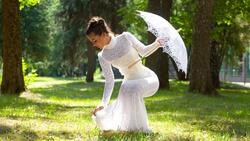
[
  {"xmin": 92, "ymin": 106, "xmax": 104, "ymax": 116},
  {"xmin": 157, "ymin": 37, "xmax": 169, "ymax": 47}
]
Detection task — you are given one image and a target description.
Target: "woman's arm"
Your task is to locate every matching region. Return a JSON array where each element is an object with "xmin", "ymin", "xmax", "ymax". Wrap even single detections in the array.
[
  {"xmin": 124, "ymin": 32, "xmax": 161, "ymax": 57},
  {"xmin": 97, "ymin": 53, "xmax": 115, "ymax": 108}
]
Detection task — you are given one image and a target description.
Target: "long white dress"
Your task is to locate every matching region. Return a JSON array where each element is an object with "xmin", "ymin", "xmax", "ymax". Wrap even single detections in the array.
[{"xmin": 92, "ymin": 32, "xmax": 160, "ymax": 133}]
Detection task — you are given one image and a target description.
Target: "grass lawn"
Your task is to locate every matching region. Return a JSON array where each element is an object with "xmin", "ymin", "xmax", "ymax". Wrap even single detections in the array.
[{"xmin": 0, "ymin": 77, "xmax": 249, "ymax": 140}]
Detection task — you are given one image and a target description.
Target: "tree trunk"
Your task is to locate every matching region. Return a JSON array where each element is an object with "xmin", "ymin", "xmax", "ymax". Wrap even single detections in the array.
[
  {"xmin": 210, "ymin": 41, "xmax": 221, "ymax": 88},
  {"xmin": 145, "ymin": 0, "xmax": 160, "ymax": 71},
  {"xmin": 1, "ymin": 0, "xmax": 25, "ymax": 95},
  {"xmin": 110, "ymin": 0, "xmax": 125, "ymax": 34},
  {"xmin": 86, "ymin": 44, "xmax": 96, "ymax": 82},
  {"xmin": 68, "ymin": 32, "xmax": 80, "ymax": 76},
  {"xmin": 171, "ymin": 58, "xmax": 187, "ymax": 80},
  {"xmin": 146, "ymin": 0, "xmax": 171, "ymax": 89},
  {"xmin": 161, "ymin": 0, "xmax": 186, "ymax": 83},
  {"xmin": 210, "ymin": 29, "xmax": 230, "ymax": 88},
  {"xmin": 158, "ymin": 0, "xmax": 172, "ymax": 88},
  {"xmin": 189, "ymin": 0, "xmax": 217, "ymax": 95}
]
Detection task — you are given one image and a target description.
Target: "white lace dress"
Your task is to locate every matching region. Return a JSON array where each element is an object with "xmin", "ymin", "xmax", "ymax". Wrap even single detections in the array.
[{"xmin": 92, "ymin": 32, "xmax": 160, "ymax": 132}]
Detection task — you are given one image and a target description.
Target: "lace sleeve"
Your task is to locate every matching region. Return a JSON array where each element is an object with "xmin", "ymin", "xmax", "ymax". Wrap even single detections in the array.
[
  {"xmin": 98, "ymin": 53, "xmax": 115, "ymax": 107},
  {"xmin": 124, "ymin": 32, "xmax": 160, "ymax": 57}
]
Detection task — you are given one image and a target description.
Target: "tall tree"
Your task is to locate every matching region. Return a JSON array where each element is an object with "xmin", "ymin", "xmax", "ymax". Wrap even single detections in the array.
[
  {"xmin": 210, "ymin": 0, "xmax": 250, "ymax": 88},
  {"xmin": 1, "ymin": 0, "xmax": 25, "ymax": 94},
  {"xmin": 145, "ymin": 0, "xmax": 160, "ymax": 80},
  {"xmin": 158, "ymin": 0, "xmax": 172, "ymax": 87},
  {"xmin": 189, "ymin": 0, "xmax": 216, "ymax": 95},
  {"xmin": 86, "ymin": 42, "xmax": 96, "ymax": 82},
  {"xmin": 0, "ymin": 1, "xmax": 3, "ymax": 63},
  {"xmin": 146, "ymin": 0, "xmax": 171, "ymax": 89}
]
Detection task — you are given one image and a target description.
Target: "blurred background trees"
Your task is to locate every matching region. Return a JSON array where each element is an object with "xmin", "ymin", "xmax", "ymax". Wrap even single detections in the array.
[{"xmin": 0, "ymin": 0, "xmax": 249, "ymax": 95}]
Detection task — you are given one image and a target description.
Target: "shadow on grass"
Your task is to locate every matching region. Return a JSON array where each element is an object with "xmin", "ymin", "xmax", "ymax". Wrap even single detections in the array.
[
  {"xmin": 21, "ymin": 130, "xmax": 39, "ymax": 140},
  {"xmin": 97, "ymin": 131, "xmax": 160, "ymax": 141},
  {"xmin": 0, "ymin": 124, "xmax": 39, "ymax": 140},
  {"xmin": 30, "ymin": 80, "xmax": 122, "ymax": 101},
  {"xmin": 0, "ymin": 95, "xmax": 94, "ymax": 140},
  {"xmin": 0, "ymin": 95, "xmax": 93, "ymax": 121},
  {"xmin": 0, "ymin": 125, "xmax": 12, "ymax": 134},
  {"xmin": 221, "ymin": 81, "xmax": 250, "ymax": 90}
]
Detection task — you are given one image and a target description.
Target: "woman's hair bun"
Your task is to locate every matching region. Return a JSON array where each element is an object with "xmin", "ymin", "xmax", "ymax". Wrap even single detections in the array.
[
  {"xmin": 86, "ymin": 16, "xmax": 111, "ymax": 36},
  {"xmin": 98, "ymin": 19, "xmax": 105, "ymax": 26}
]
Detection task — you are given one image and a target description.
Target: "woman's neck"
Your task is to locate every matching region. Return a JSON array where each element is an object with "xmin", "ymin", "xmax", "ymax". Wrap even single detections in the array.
[{"xmin": 105, "ymin": 33, "xmax": 114, "ymax": 45}]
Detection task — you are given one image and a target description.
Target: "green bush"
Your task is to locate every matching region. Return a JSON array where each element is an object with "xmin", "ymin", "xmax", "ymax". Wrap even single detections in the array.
[{"xmin": 22, "ymin": 59, "xmax": 38, "ymax": 88}]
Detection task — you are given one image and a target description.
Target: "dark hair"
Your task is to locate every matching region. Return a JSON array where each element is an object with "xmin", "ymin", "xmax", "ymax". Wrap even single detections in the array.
[{"xmin": 86, "ymin": 16, "xmax": 112, "ymax": 36}]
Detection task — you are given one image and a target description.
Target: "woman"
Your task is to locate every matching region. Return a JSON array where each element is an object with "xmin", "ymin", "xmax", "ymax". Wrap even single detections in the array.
[{"xmin": 86, "ymin": 16, "xmax": 163, "ymax": 133}]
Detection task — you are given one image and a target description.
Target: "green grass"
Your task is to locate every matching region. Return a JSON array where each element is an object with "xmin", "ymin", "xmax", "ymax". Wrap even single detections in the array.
[{"xmin": 0, "ymin": 77, "xmax": 250, "ymax": 140}]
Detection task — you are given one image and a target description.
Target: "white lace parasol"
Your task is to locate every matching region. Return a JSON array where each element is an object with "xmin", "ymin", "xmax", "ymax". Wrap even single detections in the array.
[{"xmin": 137, "ymin": 10, "xmax": 188, "ymax": 75}]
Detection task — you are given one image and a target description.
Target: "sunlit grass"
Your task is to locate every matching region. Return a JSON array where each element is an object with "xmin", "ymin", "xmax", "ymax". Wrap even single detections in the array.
[{"xmin": 0, "ymin": 77, "xmax": 249, "ymax": 140}]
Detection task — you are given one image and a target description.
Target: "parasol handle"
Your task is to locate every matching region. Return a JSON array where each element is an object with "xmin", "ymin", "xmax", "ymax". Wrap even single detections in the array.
[
  {"xmin": 127, "ymin": 45, "xmax": 163, "ymax": 69},
  {"xmin": 127, "ymin": 59, "xmax": 141, "ymax": 69}
]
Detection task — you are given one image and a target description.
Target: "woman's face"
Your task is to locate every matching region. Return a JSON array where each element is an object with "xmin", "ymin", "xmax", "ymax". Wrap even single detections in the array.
[{"xmin": 87, "ymin": 32, "xmax": 109, "ymax": 49}]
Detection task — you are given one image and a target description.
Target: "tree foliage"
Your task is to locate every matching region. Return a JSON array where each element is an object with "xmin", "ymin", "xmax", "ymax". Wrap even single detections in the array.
[
  {"xmin": 171, "ymin": 0, "xmax": 195, "ymax": 49},
  {"xmin": 21, "ymin": 0, "xmax": 52, "ymax": 62},
  {"xmin": 19, "ymin": 0, "xmax": 40, "ymax": 10},
  {"xmin": 210, "ymin": 0, "xmax": 250, "ymax": 87},
  {"xmin": 51, "ymin": 0, "xmax": 126, "ymax": 77},
  {"xmin": 53, "ymin": 0, "xmax": 89, "ymax": 76},
  {"xmin": 118, "ymin": 0, "xmax": 148, "ymax": 42},
  {"xmin": 212, "ymin": 0, "xmax": 250, "ymax": 59}
]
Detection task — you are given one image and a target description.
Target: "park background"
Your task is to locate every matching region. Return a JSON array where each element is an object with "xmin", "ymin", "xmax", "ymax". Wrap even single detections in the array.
[{"xmin": 0, "ymin": 0, "xmax": 250, "ymax": 140}]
